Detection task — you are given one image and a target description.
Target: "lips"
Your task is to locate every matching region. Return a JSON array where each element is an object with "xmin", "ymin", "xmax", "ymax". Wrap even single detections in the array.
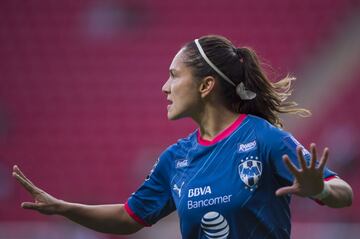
[{"xmin": 167, "ymin": 99, "xmax": 173, "ymax": 110}]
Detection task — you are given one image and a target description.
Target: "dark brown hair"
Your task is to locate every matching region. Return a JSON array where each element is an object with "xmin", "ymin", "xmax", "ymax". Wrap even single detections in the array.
[{"xmin": 182, "ymin": 35, "xmax": 310, "ymax": 128}]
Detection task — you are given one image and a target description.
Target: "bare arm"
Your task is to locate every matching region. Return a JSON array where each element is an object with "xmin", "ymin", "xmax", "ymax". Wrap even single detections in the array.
[
  {"xmin": 12, "ymin": 165, "xmax": 144, "ymax": 235},
  {"xmin": 59, "ymin": 202, "xmax": 143, "ymax": 234},
  {"xmin": 276, "ymin": 144, "xmax": 353, "ymax": 208},
  {"xmin": 320, "ymin": 177, "xmax": 353, "ymax": 208}
]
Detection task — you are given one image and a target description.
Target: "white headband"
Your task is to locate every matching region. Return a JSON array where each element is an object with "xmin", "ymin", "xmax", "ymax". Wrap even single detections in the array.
[{"xmin": 194, "ymin": 39, "xmax": 256, "ymax": 100}]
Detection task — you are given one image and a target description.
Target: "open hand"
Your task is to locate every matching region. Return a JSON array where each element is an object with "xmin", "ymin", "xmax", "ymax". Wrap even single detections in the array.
[
  {"xmin": 275, "ymin": 143, "xmax": 329, "ymax": 197},
  {"xmin": 12, "ymin": 165, "xmax": 63, "ymax": 215}
]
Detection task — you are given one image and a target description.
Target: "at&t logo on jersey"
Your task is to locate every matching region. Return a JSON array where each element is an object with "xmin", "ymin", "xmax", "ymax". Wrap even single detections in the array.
[
  {"xmin": 238, "ymin": 157, "xmax": 262, "ymax": 189},
  {"xmin": 201, "ymin": 211, "xmax": 229, "ymax": 239}
]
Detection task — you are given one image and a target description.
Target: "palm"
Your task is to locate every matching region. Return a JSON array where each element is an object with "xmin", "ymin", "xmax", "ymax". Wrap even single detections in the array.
[
  {"xmin": 276, "ymin": 143, "xmax": 329, "ymax": 197},
  {"xmin": 12, "ymin": 165, "xmax": 60, "ymax": 215}
]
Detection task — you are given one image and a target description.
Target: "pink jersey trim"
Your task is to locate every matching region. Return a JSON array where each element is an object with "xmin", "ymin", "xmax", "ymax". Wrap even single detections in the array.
[
  {"xmin": 124, "ymin": 201, "xmax": 151, "ymax": 227},
  {"xmin": 324, "ymin": 175, "xmax": 338, "ymax": 181},
  {"xmin": 197, "ymin": 114, "xmax": 247, "ymax": 146}
]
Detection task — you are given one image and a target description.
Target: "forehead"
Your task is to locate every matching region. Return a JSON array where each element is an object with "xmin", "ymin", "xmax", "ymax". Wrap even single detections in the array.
[{"xmin": 169, "ymin": 48, "xmax": 187, "ymax": 70}]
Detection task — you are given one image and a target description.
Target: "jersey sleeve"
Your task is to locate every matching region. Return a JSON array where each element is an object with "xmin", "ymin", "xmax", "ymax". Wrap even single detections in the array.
[
  {"xmin": 125, "ymin": 152, "xmax": 176, "ymax": 226},
  {"xmin": 266, "ymin": 128, "xmax": 337, "ymax": 186}
]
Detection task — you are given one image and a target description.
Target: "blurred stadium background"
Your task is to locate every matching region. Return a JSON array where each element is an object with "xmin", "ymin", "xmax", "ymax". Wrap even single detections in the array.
[{"xmin": 0, "ymin": 0, "xmax": 359, "ymax": 238}]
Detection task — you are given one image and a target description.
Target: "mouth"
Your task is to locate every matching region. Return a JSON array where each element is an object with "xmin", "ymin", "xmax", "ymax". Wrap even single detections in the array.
[{"xmin": 167, "ymin": 99, "xmax": 173, "ymax": 110}]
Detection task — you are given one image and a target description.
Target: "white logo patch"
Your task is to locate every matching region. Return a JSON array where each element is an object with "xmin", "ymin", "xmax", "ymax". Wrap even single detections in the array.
[
  {"xmin": 238, "ymin": 159, "xmax": 262, "ymax": 188},
  {"xmin": 173, "ymin": 181, "xmax": 184, "ymax": 197},
  {"xmin": 201, "ymin": 211, "xmax": 229, "ymax": 239},
  {"xmin": 238, "ymin": 140, "xmax": 257, "ymax": 153},
  {"xmin": 176, "ymin": 159, "xmax": 189, "ymax": 168},
  {"xmin": 188, "ymin": 186, "xmax": 212, "ymax": 198}
]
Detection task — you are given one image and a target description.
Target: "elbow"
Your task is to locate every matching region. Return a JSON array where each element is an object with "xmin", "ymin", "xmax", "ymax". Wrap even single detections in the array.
[
  {"xmin": 100, "ymin": 226, "xmax": 140, "ymax": 235},
  {"xmin": 111, "ymin": 220, "xmax": 144, "ymax": 235},
  {"xmin": 115, "ymin": 226, "xmax": 142, "ymax": 235}
]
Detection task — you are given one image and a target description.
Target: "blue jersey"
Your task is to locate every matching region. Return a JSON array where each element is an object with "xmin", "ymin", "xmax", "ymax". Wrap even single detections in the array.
[{"xmin": 125, "ymin": 114, "xmax": 336, "ymax": 239}]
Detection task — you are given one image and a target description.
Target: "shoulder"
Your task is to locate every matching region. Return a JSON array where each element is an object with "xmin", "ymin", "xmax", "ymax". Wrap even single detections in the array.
[
  {"xmin": 159, "ymin": 130, "xmax": 198, "ymax": 163},
  {"xmin": 152, "ymin": 131, "xmax": 197, "ymax": 180},
  {"xmin": 245, "ymin": 115, "xmax": 291, "ymax": 146},
  {"xmin": 245, "ymin": 115, "xmax": 283, "ymax": 133}
]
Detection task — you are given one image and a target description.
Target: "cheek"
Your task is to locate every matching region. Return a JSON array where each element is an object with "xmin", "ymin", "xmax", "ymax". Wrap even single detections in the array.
[{"xmin": 171, "ymin": 77, "xmax": 199, "ymax": 103}]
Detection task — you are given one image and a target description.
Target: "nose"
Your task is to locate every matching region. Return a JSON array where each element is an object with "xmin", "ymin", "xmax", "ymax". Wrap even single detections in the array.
[{"xmin": 162, "ymin": 78, "xmax": 170, "ymax": 94}]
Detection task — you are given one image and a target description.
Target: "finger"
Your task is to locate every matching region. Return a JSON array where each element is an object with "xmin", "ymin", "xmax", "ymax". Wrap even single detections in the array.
[
  {"xmin": 296, "ymin": 146, "xmax": 307, "ymax": 170},
  {"xmin": 275, "ymin": 185, "xmax": 298, "ymax": 196},
  {"xmin": 13, "ymin": 165, "xmax": 36, "ymax": 188},
  {"xmin": 309, "ymin": 143, "xmax": 317, "ymax": 169},
  {"xmin": 283, "ymin": 155, "xmax": 300, "ymax": 177},
  {"xmin": 21, "ymin": 202, "xmax": 42, "ymax": 210},
  {"xmin": 318, "ymin": 147, "xmax": 329, "ymax": 172},
  {"xmin": 13, "ymin": 172, "xmax": 38, "ymax": 195}
]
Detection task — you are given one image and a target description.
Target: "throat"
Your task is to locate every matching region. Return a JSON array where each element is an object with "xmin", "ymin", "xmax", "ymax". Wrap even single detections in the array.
[{"xmin": 197, "ymin": 114, "xmax": 246, "ymax": 145}]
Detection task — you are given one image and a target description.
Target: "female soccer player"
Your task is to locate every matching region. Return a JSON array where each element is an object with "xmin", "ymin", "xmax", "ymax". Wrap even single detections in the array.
[{"xmin": 13, "ymin": 35, "xmax": 353, "ymax": 238}]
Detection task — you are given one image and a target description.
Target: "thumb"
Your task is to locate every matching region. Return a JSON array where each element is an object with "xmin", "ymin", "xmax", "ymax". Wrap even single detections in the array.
[
  {"xmin": 275, "ymin": 186, "xmax": 297, "ymax": 197},
  {"xmin": 21, "ymin": 202, "xmax": 42, "ymax": 210}
]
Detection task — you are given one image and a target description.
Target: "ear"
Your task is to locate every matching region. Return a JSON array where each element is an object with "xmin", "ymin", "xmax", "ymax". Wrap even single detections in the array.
[{"xmin": 198, "ymin": 76, "xmax": 216, "ymax": 98}]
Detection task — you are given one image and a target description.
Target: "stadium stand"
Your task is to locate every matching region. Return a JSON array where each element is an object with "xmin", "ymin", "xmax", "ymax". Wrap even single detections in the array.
[{"xmin": 0, "ymin": 0, "xmax": 359, "ymax": 237}]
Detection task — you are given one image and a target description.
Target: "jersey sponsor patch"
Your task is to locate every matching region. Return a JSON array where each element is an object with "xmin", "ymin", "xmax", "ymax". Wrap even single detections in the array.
[
  {"xmin": 186, "ymin": 186, "xmax": 232, "ymax": 210},
  {"xmin": 201, "ymin": 211, "xmax": 229, "ymax": 239},
  {"xmin": 187, "ymin": 194, "xmax": 232, "ymax": 210},
  {"xmin": 238, "ymin": 159, "xmax": 262, "ymax": 188},
  {"xmin": 188, "ymin": 186, "xmax": 212, "ymax": 198},
  {"xmin": 238, "ymin": 140, "xmax": 257, "ymax": 153},
  {"xmin": 175, "ymin": 159, "xmax": 189, "ymax": 168}
]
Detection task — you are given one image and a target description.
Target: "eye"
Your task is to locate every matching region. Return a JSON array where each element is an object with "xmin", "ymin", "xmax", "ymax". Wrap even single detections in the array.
[{"xmin": 169, "ymin": 70, "xmax": 175, "ymax": 78}]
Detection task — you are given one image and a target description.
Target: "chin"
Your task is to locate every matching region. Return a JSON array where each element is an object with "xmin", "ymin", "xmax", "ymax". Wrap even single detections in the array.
[
  {"xmin": 168, "ymin": 114, "xmax": 180, "ymax": 120},
  {"xmin": 167, "ymin": 111, "xmax": 185, "ymax": 121}
]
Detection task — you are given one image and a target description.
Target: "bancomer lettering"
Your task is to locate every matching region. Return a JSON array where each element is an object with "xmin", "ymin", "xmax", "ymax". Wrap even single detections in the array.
[{"xmin": 188, "ymin": 194, "xmax": 232, "ymax": 210}]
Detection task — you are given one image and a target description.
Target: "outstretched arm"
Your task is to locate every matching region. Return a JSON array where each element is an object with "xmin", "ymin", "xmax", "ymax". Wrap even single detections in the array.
[
  {"xmin": 12, "ymin": 165, "xmax": 143, "ymax": 234},
  {"xmin": 275, "ymin": 144, "xmax": 353, "ymax": 208}
]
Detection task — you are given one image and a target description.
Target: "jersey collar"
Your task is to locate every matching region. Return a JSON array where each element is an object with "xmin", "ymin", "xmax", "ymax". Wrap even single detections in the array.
[{"xmin": 197, "ymin": 114, "xmax": 247, "ymax": 146}]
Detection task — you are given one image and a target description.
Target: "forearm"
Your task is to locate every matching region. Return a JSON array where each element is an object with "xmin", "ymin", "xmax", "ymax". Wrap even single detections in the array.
[
  {"xmin": 12, "ymin": 166, "xmax": 143, "ymax": 234},
  {"xmin": 320, "ymin": 178, "xmax": 353, "ymax": 208},
  {"xmin": 59, "ymin": 202, "xmax": 142, "ymax": 234}
]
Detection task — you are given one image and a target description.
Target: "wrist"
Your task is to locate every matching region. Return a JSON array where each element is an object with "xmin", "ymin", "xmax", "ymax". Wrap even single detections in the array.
[
  {"xmin": 57, "ymin": 200, "xmax": 72, "ymax": 215},
  {"xmin": 311, "ymin": 182, "xmax": 331, "ymax": 200}
]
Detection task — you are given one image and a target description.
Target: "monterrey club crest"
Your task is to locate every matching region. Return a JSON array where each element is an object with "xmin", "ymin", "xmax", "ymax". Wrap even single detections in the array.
[{"xmin": 238, "ymin": 158, "xmax": 262, "ymax": 188}]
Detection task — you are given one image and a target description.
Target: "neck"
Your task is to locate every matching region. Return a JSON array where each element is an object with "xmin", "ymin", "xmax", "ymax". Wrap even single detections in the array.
[{"xmin": 193, "ymin": 105, "xmax": 240, "ymax": 141}]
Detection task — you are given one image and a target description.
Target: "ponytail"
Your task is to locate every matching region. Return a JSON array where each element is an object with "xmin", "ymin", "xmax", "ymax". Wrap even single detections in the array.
[{"xmin": 182, "ymin": 35, "xmax": 311, "ymax": 128}]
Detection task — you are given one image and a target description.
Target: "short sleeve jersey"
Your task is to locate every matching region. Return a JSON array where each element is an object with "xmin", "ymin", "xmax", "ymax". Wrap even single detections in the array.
[{"xmin": 125, "ymin": 114, "xmax": 337, "ymax": 239}]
